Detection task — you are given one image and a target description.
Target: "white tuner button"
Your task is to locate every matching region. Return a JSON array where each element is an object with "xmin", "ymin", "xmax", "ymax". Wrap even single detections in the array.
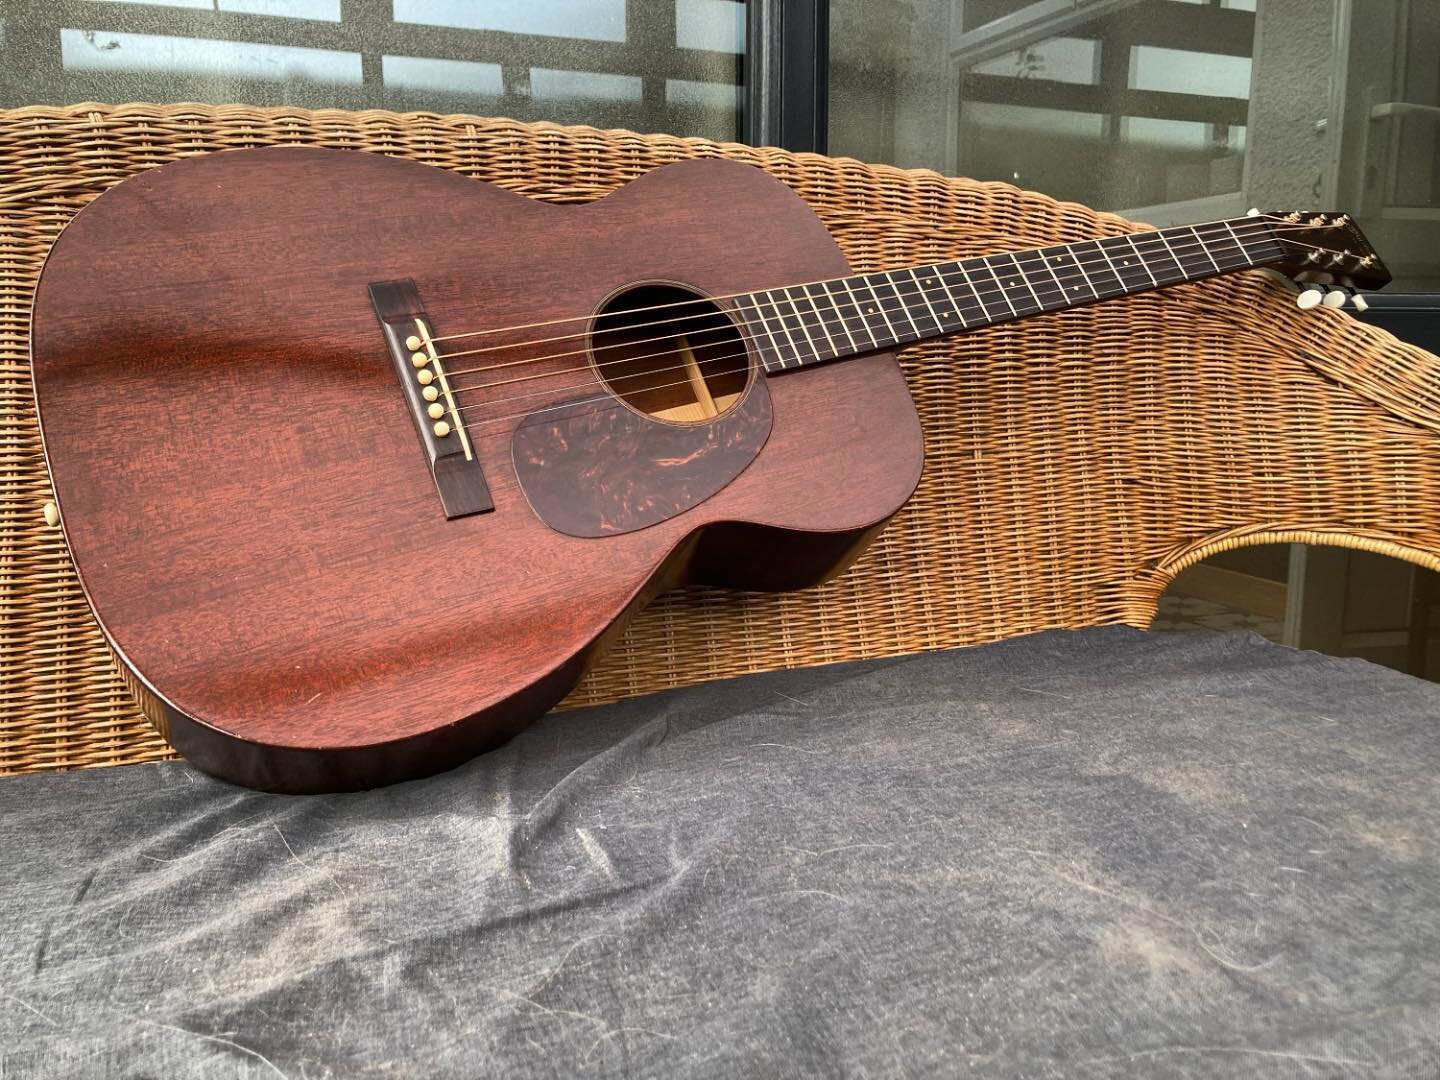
[
  {"xmin": 433, "ymin": 420, "xmax": 451, "ymax": 438},
  {"xmin": 417, "ymin": 369, "xmax": 434, "ymax": 385},
  {"xmin": 1246, "ymin": 207, "xmax": 1261, "ymax": 217},
  {"xmin": 42, "ymin": 500, "xmax": 59, "ymax": 527},
  {"xmin": 1322, "ymin": 288, "xmax": 1347, "ymax": 308},
  {"xmin": 1296, "ymin": 286, "xmax": 1324, "ymax": 309},
  {"xmin": 411, "ymin": 352, "xmax": 429, "ymax": 369},
  {"xmin": 422, "ymin": 385, "xmax": 440, "ymax": 402},
  {"xmin": 1352, "ymin": 293, "xmax": 1370, "ymax": 312},
  {"xmin": 405, "ymin": 335, "xmax": 422, "ymax": 351},
  {"xmin": 427, "ymin": 402, "xmax": 445, "ymax": 420}
]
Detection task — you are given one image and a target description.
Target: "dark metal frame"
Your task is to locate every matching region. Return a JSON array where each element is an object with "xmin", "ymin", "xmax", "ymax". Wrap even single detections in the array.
[{"xmin": 744, "ymin": 0, "xmax": 829, "ymax": 153}]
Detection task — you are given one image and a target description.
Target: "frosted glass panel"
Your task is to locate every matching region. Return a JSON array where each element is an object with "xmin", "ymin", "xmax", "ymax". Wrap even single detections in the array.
[
  {"xmin": 59, "ymin": 28, "xmax": 361, "ymax": 84},
  {"xmin": 969, "ymin": 38, "xmax": 1099, "ymax": 85},
  {"xmin": 5, "ymin": 0, "xmax": 743, "ymax": 143},
  {"xmin": 84, "ymin": 0, "xmax": 341, "ymax": 17},
  {"xmin": 382, "ymin": 56, "xmax": 503, "ymax": 98},
  {"xmin": 530, "ymin": 69, "xmax": 644, "ymax": 103},
  {"xmin": 676, "ymin": 0, "xmax": 744, "ymax": 53},
  {"xmin": 831, "ymin": 0, "xmax": 1438, "ymax": 290},
  {"xmin": 391, "ymin": 0, "xmax": 626, "ymax": 43},
  {"xmin": 1131, "ymin": 46, "xmax": 1251, "ymax": 99}
]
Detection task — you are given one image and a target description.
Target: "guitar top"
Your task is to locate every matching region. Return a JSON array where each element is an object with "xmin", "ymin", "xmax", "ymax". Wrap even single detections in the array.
[{"xmin": 29, "ymin": 146, "xmax": 1390, "ymax": 791}]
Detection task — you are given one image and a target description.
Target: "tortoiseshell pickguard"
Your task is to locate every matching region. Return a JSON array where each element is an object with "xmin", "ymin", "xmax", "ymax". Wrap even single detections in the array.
[{"xmin": 511, "ymin": 378, "xmax": 772, "ymax": 538}]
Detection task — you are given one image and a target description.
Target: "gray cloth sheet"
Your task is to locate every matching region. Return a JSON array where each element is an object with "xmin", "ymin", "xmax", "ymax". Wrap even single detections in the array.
[{"xmin": 2, "ymin": 626, "xmax": 1439, "ymax": 1078}]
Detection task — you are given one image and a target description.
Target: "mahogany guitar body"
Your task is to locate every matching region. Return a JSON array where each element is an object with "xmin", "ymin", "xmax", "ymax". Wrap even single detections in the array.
[{"xmin": 31, "ymin": 147, "xmax": 925, "ymax": 792}]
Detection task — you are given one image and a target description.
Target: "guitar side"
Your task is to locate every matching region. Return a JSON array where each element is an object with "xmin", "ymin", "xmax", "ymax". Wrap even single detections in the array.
[{"xmin": 31, "ymin": 148, "xmax": 925, "ymax": 792}]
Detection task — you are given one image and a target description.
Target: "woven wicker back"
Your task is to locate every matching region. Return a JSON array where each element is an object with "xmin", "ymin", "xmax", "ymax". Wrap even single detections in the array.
[{"xmin": 4, "ymin": 103, "xmax": 1439, "ymax": 777}]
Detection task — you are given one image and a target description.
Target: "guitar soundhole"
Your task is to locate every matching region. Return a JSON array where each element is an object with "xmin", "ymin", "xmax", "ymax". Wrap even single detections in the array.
[{"xmin": 591, "ymin": 283, "xmax": 751, "ymax": 424}]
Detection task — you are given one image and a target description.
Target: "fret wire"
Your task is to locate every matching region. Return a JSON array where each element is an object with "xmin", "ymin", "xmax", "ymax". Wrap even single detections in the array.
[
  {"xmin": 746, "ymin": 296, "xmax": 791, "ymax": 371},
  {"xmin": 908, "ymin": 267, "xmax": 947, "ymax": 332},
  {"xmin": 784, "ymin": 285, "xmax": 828, "ymax": 361},
  {"xmin": 1154, "ymin": 228, "xmax": 1195, "ymax": 279},
  {"xmin": 1195, "ymin": 226, "xmax": 1237, "ymax": 272},
  {"xmin": 1032, "ymin": 247, "xmax": 1070, "ymax": 306},
  {"xmin": 1123, "ymin": 235, "xmax": 1161, "ymax": 287},
  {"xmin": 861, "ymin": 275, "xmax": 902, "ymax": 341},
  {"xmin": 1075, "ymin": 242, "xmax": 1125, "ymax": 297},
  {"xmin": 840, "ymin": 278, "xmax": 881, "ymax": 349},
  {"xmin": 934, "ymin": 265, "xmax": 989, "ymax": 324},
  {"xmin": 805, "ymin": 284, "xmax": 843, "ymax": 358},
  {"xmin": 1048, "ymin": 252, "xmax": 1102, "ymax": 305},
  {"xmin": 881, "ymin": 273, "xmax": 922, "ymax": 340},
  {"xmin": 941, "ymin": 261, "xmax": 990, "ymax": 321},
  {"xmin": 1142, "ymin": 232, "xmax": 1188, "ymax": 283},
  {"xmin": 834, "ymin": 279, "xmax": 874, "ymax": 349},
  {"xmin": 1188, "ymin": 226, "xmax": 1222, "ymax": 273},
  {"xmin": 1004, "ymin": 252, "xmax": 1046, "ymax": 313},
  {"xmin": 739, "ymin": 302, "xmax": 785, "ymax": 371},
  {"xmin": 1003, "ymin": 255, "xmax": 1042, "ymax": 313},
  {"xmin": 815, "ymin": 281, "xmax": 860, "ymax": 354},
  {"xmin": 931, "ymin": 262, "xmax": 970, "ymax": 327},
  {"xmin": 1064, "ymin": 243, "xmax": 1103, "ymax": 298},
  {"xmin": 889, "ymin": 269, "xmax": 934, "ymax": 334},
  {"xmin": 800, "ymin": 285, "xmax": 840, "ymax": 357},
  {"xmin": 761, "ymin": 290, "xmax": 803, "ymax": 368},
  {"xmin": 977, "ymin": 258, "xmax": 1020, "ymax": 317},
  {"xmin": 1044, "ymin": 254, "xmax": 1081, "ymax": 303},
  {"xmin": 1218, "ymin": 220, "xmax": 1257, "ymax": 267},
  {"xmin": 744, "ymin": 217, "xmax": 1296, "ymax": 372},
  {"xmin": 1094, "ymin": 236, "xmax": 1134, "ymax": 292},
  {"xmin": 958, "ymin": 259, "xmax": 1012, "ymax": 321}
]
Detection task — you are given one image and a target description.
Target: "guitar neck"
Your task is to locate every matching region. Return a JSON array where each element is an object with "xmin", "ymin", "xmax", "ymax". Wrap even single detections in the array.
[{"xmin": 738, "ymin": 216, "xmax": 1285, "ymax": 372}]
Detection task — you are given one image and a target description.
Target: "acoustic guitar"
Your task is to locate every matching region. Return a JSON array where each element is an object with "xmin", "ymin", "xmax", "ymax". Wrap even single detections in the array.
[{"xmin": 30, "ymin": 147, "xmax": 1391, "ymax": 792}]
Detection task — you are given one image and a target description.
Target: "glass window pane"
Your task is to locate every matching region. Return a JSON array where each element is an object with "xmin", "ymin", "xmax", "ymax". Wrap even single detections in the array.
[
  {"xmin": 381, "ymin": 55, "xmax": 503, "ymax": 99},
  {"xmin": 59, "ymin": 28, "xmax": 361, "ymax": 86},
  {"xmin": 391, "ymin": 0, "xmax": 626, "ymax": 44},
  {"xmin": 3, "ymin": 1, "xmax": 745, "ymax": 143},
  {"xmin": 1130, "ymin": 46, "xmax": 1251, "ymax": 99},
  {"xmin": 969, "ymin": 38, "xmax": 1099, "ymax": 85},
  {"xmin": 676, "ymin": 0, "xmax": 744, "ymax": 53},
  {"xmin": 829, "ymin": 0, "xmax": 1440, "ymax": 291}
]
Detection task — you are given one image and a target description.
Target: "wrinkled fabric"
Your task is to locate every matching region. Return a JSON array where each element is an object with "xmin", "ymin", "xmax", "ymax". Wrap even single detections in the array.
[{"xmin": 2, "ymin": 627, "xmax": 1439, "ymax": 1078}]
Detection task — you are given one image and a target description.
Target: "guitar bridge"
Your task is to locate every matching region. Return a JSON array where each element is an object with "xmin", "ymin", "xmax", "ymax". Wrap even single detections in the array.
[{"xmin": 369, "ymin": 279, "xmax": 493, "ymax": 518}]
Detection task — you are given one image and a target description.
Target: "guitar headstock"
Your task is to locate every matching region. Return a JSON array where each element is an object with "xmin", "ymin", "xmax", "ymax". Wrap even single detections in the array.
[{"xmin": 1251, "ymin": 209, "xmax": 1391, "ymax": 310}]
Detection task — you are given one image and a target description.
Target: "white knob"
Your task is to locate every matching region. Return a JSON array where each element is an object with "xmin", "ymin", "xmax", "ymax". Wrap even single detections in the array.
[
  {"xmin": 1352, "ymin": 293, "xmax": 1369, "ymax": 312},
  {"xmin": 1322, "ymin": 288, "xmax": 1347, "ymax": 308},
  {"xmin": 1296, "ymin": 287, "xmax": 1324, "ymax": 309}
]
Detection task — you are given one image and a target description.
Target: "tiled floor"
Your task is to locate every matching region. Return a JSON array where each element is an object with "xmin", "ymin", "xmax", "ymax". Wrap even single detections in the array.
[{"xmin": 1151, "ymin": 594, "xmax": 1284, "ymax": 643}]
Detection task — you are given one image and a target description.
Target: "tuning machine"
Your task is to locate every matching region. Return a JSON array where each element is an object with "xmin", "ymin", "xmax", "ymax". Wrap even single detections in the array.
[{"xmin": 1295, "ymin": 283, "xmax": 1369, "ymax": 312}]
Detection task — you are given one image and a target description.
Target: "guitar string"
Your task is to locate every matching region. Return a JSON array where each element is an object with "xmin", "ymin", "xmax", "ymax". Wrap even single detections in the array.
[
  {"xmin": 447, "ymin": 231, "xmax": 1369, "ymax": 427},
  {"xmin": 445, "ymin": 233, "xmax": 1355, "ymax": 439},
  {"xmin": 430, "ymin": 220, "xmax": 1341, "ymax": 394},
  {"xmin": 434, "ymin": 218, "xmax": 1302, "ymax": 377},
  {"xmin": 449, "ymin": 242, "xmax": 1257, "ymax": 410},
  {"xmin": 437, "ymin": 229, "xmax": 1363, "ymax": 409},
  {"xmin": 430, "ymin": 218, "xmax": 1331, "ymax": 372},
  {"xmin": 422, "ymin": 212, "xmax": 1336, "ymax": 347}
]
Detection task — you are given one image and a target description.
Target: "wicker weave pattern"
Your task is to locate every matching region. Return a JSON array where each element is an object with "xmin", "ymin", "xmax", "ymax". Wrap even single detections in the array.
[{"xmin": 3, "ymin": 103, "xmax": 1438, "ymax": 776}]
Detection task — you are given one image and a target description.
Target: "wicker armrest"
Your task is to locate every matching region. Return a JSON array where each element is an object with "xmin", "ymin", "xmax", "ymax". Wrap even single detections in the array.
[{"xmin": 3, "ymin": 103, "xmax": 1438, "ymax": 776}]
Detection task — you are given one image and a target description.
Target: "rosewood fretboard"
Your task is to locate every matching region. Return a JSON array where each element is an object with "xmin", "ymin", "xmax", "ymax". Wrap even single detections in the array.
[{"xmin": 736, "ymin": 217, "xmax": 1284, "ymax": 372}]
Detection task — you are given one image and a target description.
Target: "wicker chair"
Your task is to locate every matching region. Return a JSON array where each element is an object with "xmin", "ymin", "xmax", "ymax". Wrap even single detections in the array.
[{"xmin": 3, "ymin": 103, "xmax": 1439, "ymax": 779}]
